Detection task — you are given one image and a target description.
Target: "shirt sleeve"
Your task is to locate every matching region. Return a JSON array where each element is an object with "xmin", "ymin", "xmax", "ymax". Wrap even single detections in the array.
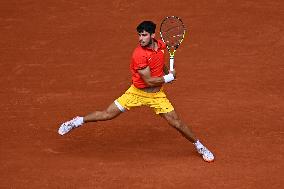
[
  {"xmin": 132, "ymin": 52, "xmax": 148, "ymax": 70},
  {"xmin": 158, "ymin": 39, "xmax": 166, "ymax": 50}
]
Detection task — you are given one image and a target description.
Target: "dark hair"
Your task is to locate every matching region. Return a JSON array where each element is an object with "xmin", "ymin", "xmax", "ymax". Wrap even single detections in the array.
[{"xmin": 136, "ymin": 21, "xmax": 156, "ymax": 34}]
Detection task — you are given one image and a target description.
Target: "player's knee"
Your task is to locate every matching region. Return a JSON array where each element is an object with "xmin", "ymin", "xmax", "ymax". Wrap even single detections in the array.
[
  {"xmin": 103, "ymin": 110, "xmax": 116, "ymax": 120},
  {"xmin": 103, "ymin": 113, "xmax": 112, "ymax": 120}
]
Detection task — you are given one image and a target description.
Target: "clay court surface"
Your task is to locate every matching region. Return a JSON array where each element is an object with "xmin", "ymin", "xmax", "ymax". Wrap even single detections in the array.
[{"xmin": 1, "ymin": 0, "xmax": 283, "ymax": 188}]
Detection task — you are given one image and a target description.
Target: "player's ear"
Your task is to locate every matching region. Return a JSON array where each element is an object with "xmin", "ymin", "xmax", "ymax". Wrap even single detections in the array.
[{"xmin": 151, "ymin": 33, "xmax": 155, "ymax": 39}]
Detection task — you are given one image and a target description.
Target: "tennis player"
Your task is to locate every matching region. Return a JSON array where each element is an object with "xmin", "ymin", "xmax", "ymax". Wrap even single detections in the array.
[{"xmin": 58, "ymin": 21, "xmax": 214, "ymax": 162}]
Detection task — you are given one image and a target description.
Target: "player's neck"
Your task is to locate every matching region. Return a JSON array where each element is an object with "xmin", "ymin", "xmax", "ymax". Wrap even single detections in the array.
[{"xmin": 147, "ymin": 39, "xmax": 158, "ymax": 51}]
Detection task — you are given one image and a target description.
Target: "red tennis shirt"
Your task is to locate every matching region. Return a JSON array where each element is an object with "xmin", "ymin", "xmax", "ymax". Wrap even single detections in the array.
[{"xmin": 130, "ymin": 39, "xmax": 166, "ymax": 89}]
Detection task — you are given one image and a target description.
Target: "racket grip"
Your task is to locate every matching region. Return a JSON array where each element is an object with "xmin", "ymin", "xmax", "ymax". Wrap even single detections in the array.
[{"xmin": 169, "ymin": 56, "xmax": 174, "ymax": 71}]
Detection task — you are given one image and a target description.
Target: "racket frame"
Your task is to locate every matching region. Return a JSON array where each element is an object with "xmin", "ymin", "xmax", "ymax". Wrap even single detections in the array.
[{"xmin": 160, "ymin": 16, "xmax": 186, "ymax": 71}]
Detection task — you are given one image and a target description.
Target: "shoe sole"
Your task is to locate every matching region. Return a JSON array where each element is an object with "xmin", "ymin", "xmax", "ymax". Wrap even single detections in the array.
[
  {"xmin": 203, "ymin": 155, "xmax": 214, "ymax": 163},
  {"xmin": 204, "ymin": 158, "xmax": 214, "ymax": 163}
]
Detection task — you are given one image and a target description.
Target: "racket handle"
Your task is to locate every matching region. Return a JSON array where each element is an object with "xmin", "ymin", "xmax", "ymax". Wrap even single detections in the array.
[{"xmin": 170, "ymin": 56, "xmax": 174, "ymax": 71}]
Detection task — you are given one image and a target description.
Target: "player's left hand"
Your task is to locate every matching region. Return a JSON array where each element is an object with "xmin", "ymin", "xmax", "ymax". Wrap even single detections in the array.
[{"xmin": 169, "ymin": 69, "xmax": 177, "ymax": 79}]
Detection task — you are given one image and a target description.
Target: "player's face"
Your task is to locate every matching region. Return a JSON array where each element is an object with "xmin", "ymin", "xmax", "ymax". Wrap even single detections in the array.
[{"xmin": 138, "ymin": 31, "xmax": 154, "ymax": 47}]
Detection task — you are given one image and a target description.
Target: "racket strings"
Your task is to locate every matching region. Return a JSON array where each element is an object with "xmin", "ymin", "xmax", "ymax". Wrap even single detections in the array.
[
  {"xmin": 162, "ymin": 26, "xmax": 184, "ymax": 37},
  {"xmin": 161, "ymin": 20, "xmax": 185, "ymax": 47}
]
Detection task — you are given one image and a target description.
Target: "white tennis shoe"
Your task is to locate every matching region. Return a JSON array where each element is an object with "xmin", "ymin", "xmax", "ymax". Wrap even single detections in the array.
[
  {"xmin": 194, "ymin": 140, "xmax": 214, "ymax": 162},
  {"xmin": 58, "ymin": 116, "xmax": 83, "ymax": 135},
  {"xmin": 196, "ymin": 146, "xmax": 214, "ymax": 162}
]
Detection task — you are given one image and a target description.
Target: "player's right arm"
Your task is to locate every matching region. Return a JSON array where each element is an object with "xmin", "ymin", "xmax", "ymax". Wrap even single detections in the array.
[
  {"xmin": 138, "ymin": 66, "xmax": 175, "ymax": 87},
  {"xmin": 138, "ymin": 66, "xmax": 164, "ymax": 87}
]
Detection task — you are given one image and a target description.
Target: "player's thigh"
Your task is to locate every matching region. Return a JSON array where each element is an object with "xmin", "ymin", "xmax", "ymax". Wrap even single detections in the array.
[
  {"xmin": 160, "ymin": 110, "xmax": 180, "ymax": 125},
  {"xmin": 105, "ymin": 102, "xmax": 123, "ymax": 118}
]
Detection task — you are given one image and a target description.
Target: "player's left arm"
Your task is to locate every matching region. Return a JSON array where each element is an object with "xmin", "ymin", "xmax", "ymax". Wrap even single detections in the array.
[
  {"xmin": 164, "ymin": 65, "xmax": 176, "ymax": 79},
  {"xmin": 163, "ymin": 64, "xmax": 176, "ymax": 78}
]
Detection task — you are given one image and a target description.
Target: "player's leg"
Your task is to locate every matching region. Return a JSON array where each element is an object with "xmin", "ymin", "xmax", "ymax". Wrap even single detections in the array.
[
  {"xmin": 58, "ymin": 102, "xmax": 123, "ymax": 135},
  {"xmin": 160, "ymin": 110, "xmax": 215, "ymax": 162},
  {"xmin": 160, "ymin": 110, "xmax": 197, "ymax": 143},
  {"xmin": 83, "ymin": 101, "xmax": 123, "ymax": 122}
]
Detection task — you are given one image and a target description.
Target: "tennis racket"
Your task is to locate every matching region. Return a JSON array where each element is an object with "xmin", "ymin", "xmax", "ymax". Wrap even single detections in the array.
[{"xmin": 160, "ymin": 16, "xmax": 186, "ymax": 71}]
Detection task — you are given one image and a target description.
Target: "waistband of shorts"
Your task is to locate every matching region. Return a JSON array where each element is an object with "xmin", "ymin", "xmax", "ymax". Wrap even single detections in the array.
[{"xmin": 127, "ymin": 85, "xmax": 165, "ymax": 98}]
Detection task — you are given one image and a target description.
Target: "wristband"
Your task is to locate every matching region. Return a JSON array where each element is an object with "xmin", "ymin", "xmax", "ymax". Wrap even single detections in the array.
[{"xmin": 163, "ymin": 73, "xmax": 174, "ymax": 83}]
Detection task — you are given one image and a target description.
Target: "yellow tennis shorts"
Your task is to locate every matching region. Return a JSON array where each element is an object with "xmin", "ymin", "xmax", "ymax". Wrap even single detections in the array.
[{"xmin": 115, "ymin": 85, "xmax": 174, "ymax": 114}]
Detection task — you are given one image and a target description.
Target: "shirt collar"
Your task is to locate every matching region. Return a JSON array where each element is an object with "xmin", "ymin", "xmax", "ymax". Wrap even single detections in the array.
[{"xmin": 143, "ymin": 38, "xmax": 163, "ymax": 51}]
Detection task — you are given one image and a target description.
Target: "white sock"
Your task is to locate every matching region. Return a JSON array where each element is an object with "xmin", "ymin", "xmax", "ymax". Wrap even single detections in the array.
[
  {"xmin": 194, "ymin": 140, "xmax": 204, "ymax": 149},
  {"xmin": 74, "ymin": 117, "xmax": 84, "ymax": 127}
]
